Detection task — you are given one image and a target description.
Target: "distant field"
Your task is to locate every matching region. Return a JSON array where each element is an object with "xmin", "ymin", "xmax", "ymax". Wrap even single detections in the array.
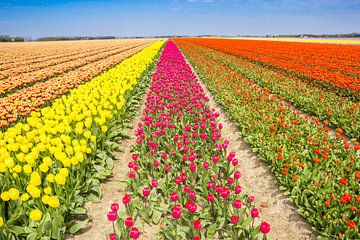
[
  {"xmin": 232, "ymin": 37, "xmax": 360, "ymax": 45},
  {"xmin": 1, "ymin": 37, "xmax": 359, "ymax": 240},
  {"xmin": 0, "ymin": 39, "xmax": 156, "ymax": 127}
]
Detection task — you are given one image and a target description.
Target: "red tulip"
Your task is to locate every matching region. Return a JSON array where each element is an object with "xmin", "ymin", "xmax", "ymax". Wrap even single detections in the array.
[
  {"xmin": 122, "ymin": 194, "xmax": 131, "ymax": 205},
  {"xmin": 186, "ymin": 201, "xmax": 197, "ymax": 213},
  {"xmin": 111, "ymin": 203, "xmax": 119, "ymax": 212},
  {"xmin": 189, "ymin": 191, "xmax": 196, "ymax": 199},
  {"xmin": 107, "ymin": 211, "xmax": 117, "ymax": 221},
  {"xmin": 142, "ymin": 188, "xmax": 150, "ymax": 197},
  {"xmin": 151, "ymin": 179, "xmax": 158, "ymax": 188},
  {"xmin": 193, "ymin": 220, "xmax": 202, "ymax": 230},
  {"xmin": 234, "ymin": 199, "xmax": 242, "ymax": 208},
  {"xmin": 153, "ymin": 160, "xmax": 159, "ymax": 168},
  {"xmin": 221, "ymin": 187, "xmax": 230, "ymax": 199},
  {"xmin": 124, "ymin": 217, "xmax": 134, "ymax": 228},
  {"xmin": 234, "ymin": 171, "xmax": 241, "ymax": 179},
  {"xmin": 189, "ymin": 163, "xmax": 197, "ymax": 172},
  {"xmin": 207, "ymin": 194, "xmax": 215, "ymax": 202},
  {"xmin": 231, "ymin": 216, "xmax": 239, "ymax": 224},
  {"xmin": 251, "ymin": 208, "xmax": 259, "ymax": 218},
  {"xmin": 109, "ymin": 233, "xmax": 117, "ymax": 240},
  {"xmin": 129, "ymin": 227, "xmax": 140, "ymax": 239},
  {"xmin": 203, "ymin": 161, "xmax": 209, "ymax": 169},
  {"xmin": 260, "ymin": 221, "xmax": 271, "ymax": 233},
  {"xmin": 170, "ymin": 192, "xmax": 179, "ymax": 202},
  {"xmin": 172, "ymin": 204, "xmax": 182, "ymax": 219}
]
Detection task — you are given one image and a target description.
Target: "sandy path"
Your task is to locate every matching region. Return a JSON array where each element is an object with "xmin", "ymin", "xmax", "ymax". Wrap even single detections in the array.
[
  {"xmin": 182, "ymin": 50, "xmax": 317, "ymax": 240},
  {"xmin": 67, "ymin": 93, "xmax": 154, "ymax": 240}
]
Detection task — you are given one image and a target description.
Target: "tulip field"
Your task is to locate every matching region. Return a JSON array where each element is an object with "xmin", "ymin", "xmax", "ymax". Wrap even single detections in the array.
[{"xmin": 0, "ymin": 38, "xmax": 359, "ymax": 240}]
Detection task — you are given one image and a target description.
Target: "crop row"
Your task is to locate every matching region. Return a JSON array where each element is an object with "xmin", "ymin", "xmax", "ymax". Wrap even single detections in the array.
[
  {"xmin": 0, "ymin": 41, "xmax": 154, "ymax": 95},
  {"xmin": 0, "ymin": 41, "xmax": 164, "ymax": 239},
  {"xmin": 107, "ymin": 41, "xmax": 270, "ymax": 240},
  {"xmin": 182, "ymin": 38, "xmax": 360, "ymax": 99},
  {"xmin": 175, "ymin": 39, "xmax": 360, "ymax": 141},
  {"xmin": 0, "ymin": 40, "xmax": 135, "ymax": 70},
  {"xmin": 0, "ymin": 42, "xmax": 133, "ymax": 80},
  {"xmin": 175, "ymin": 39, "xmax": 360, "ymax": 239},
  {"xmin": 0, "ymin": 42, "xmax": 153, "ymax": 128}
]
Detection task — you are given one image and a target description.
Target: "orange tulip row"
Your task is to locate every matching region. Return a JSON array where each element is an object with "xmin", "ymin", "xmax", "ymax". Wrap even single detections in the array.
[
  {"xmin": 0, "ymin": 43, "xmax": 123, "ymax": 79},
  {"xmin": 0, "ymin": 40, "xmax": 133, "ymax": 68},
  {"xmin": 0, "ymin": 41, "xmax": 151, "ymax": 95},
  {"xmin": 0, "ymin": 40, "xmax": 155, "ymax": 128}
]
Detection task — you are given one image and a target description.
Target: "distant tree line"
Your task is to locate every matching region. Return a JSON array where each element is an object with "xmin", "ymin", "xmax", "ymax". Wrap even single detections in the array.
[
  {"xmin": 0, "ymin": 35, "xmax": 25, "ymax": 42},
  {"xmin": 37, "ymin": 36, "xmax": 116, "ymax": 41},
  {"xmin": 274, "ymin": 32, "xmax": 360, "ymax": 38},
  {"xmin": 1, "ymin": 33, "xmax": 360, "ymax": 42},
  {"xmin": 242, "ymin": 32, "xmax": 360, "ymax": 38}
]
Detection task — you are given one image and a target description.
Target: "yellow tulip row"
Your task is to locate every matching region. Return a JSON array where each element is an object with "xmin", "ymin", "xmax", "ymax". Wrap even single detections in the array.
[{"xmin": 0, "ymin": 41, "xmax": 164, "ymax": 233}]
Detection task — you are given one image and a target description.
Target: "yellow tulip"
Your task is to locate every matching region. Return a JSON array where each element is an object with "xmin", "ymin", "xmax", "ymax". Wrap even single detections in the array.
[
  {"xmin": 39, "ymin": 163, "xmax": 49, "ymax": 173},
  {"xmin": 8, "ymin": 188, "xmax": 19, "ymax": 200},
  {"xmin": 20, "ymin": 193, "xmax": 30, "ymax": 201},
  {"xmin": 29, "ymin": 209, "xmax": 42, "ymax": 222},
  {"xmin": 1, "ymin": 191, "xmax": 10, "ymax": 201},
  {"xmin": 13, "ymin": 165, "xmax": 22, "ymax": 173},
  {"xmin": 55, "ymin": 174, "xmax": 66, "ymax": 185},
  {"xmin": 29, "ymin": 172, "xmax": 41, "ymax": 186},
  {"xmin": 46, "ymin": 174, "xmax": 55, "ymax": 183},
  {"xmin": 23, "ymin": 164, "xmax": 32, "ymax": 174},
  {"xmin": 101, "ymin": 126, "xmax": 108, "ymax": 133},
  {"xmin": 44, "ymin": 187, "xmax": 52, "ymax": 195},
  {"xmin": 48, "ymin": 196, "xmax": 60, "ymax": 208},
  {"xmin": 0, "ymin": 163, "xmax": 7, "ymax": 173}
]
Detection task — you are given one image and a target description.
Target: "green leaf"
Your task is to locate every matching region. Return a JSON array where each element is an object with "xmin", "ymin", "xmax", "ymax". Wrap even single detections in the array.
[
  {"xmin": 207, "ymin": 223, "xmax": 217, "ymax": 238},
  {"xmin": 40, "ymin": 212, "xmax": 52, "ymax": 235},
  {"xmin": 26, "ymin": 232, "xmax": 38, "ymax": 240},
  {"xmin": 69, "ymin": 219, "xmax": 89, "ymax": 234},
  {"xmin": 86, "ymin": 193, "xmax": 101, "ymax": 202},
  {"xmin": 51, "ymin": 214, "xmax": 65, "ymax": 240},
  {"xmin": 71, "ymin": 207, "xmax": 87, "ymax": 215},
  {"xmin": 240, "ymin": 216, "xmax": 252, "ymax": 228},
  {"xmin": 152, "ymin": 208, "xmax": 162, "ymax": 224},
  {"xmin": 7, "ymin": 225, "xmax": 26, "ymax": 235},
  {"xmin": 164, "ymin": 230, "xmax": 176, "ymax": 240}
]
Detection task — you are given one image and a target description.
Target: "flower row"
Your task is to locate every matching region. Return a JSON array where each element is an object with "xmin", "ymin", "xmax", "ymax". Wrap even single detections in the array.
[
  {"xmin": 0, "ymin": 41, "xmax": 154, "ymax": 128},
  {"xmin": 181, "ymin": 38, "xmax": 360, "ymax": 99},
  {"xmin": 0, "ymin": 41, "xmax": 164, "ymax": 239},
  {"xmin": 175, "ymin": 39, "xmax": 360, "ymax": 141},
  {"xmin": 0, "ymin": 41, "xmax": 123, "ymax": 78},
  {"xmin": 108, "ymin": 41, "xmax": 270, "ymax": 240},
  {"xmin": 0, "ymin": 40, "xmax": 152, "ymax": 95},
  {"xmin": 175, "ymin": 39, "xmax": 360, "ymax": 239}
]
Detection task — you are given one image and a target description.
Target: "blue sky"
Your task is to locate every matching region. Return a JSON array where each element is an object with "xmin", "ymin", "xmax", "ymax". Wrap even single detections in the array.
[{"xmin": 0, "ymin": 0, "xmax": 359, "ymax": 38}]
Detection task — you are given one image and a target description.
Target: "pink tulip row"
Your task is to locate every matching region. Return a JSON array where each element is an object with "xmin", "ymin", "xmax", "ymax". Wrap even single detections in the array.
[{"xmin": 107, "ymin": 40, "xmax": 271, "ymax": 239}]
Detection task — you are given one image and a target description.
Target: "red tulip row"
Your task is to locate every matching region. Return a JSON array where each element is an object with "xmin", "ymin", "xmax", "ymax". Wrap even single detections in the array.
[
  {"xmin": 107, "ymin": 41, "xmax": 270, "ymax": 239},
  {"xmin": 174, "ymin": 39, "xmax": 360, "ymax": 141},
  {"xmin": 180, "ymin": 38, "xmax": 360, "ymax": 99},
  {"xmin": 175, "ymin": 39, "xmax": 360, "ymax": 239}
]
